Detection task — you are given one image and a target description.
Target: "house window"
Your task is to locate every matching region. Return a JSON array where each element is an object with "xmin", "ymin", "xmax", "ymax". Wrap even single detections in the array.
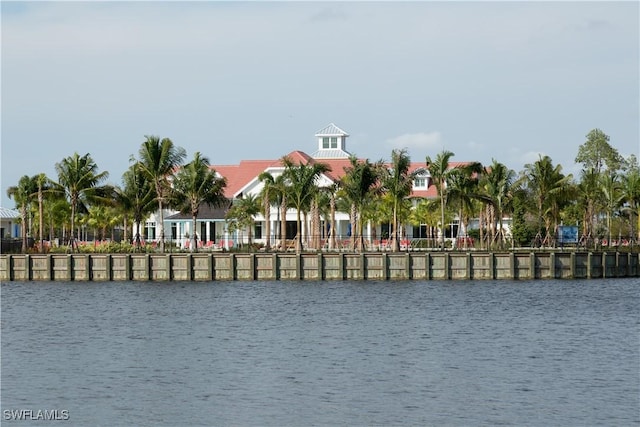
[
  {"xmin": 322, "ymin": 137, "xmax": 338, "ymax": 149},
  {"xmin": 254, "ymin": 222, "xmax": 262, "ymax": 239},
  {"xmin": 414, "ymin": 177, "xmax": 426, "ymax": 188},
  {"xmin": 145, "ymin": 222, "xmax": 156, "ymax": 240}
]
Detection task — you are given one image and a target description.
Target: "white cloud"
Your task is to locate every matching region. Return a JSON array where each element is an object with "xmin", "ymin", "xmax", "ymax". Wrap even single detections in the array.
[{"xmin": 387, "ymin": 132, "xmax": 443, "ymax": 151}]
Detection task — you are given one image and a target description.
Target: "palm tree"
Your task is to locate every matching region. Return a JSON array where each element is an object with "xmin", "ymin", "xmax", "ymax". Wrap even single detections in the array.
[
  {"xmin": 447, "ymin": 165, "xmax": 482, "ymax": 249},
  {"xmin": 171, "ymin": 152, "xmax": 227, "ymax": 252},
  {"xmin": 257, "ymin": 172, "xmax": 289, "ymax": 250},
  {"xmin": 137, "ymin": 135, "xmax": 186, "ymax": 252},
  {"xmin": 425, "ymin": 150, "xmax": 455, "ymax": 250},
  {"xmin": 576, "ymin": 168, "xmax": 601, "ymax": 240},
  {"xmin": 326, "ymin": 181, "xmax": 340, "ymax": 250},
  {"xmin": 340, "ymin": 155, "xmax": 383, "ymax": 251},
  {"xmin": 225, "ymin": 194, "xmax": 260, "ymax": 249},
  {"xmin": 33, "ymin": 173, "xmax": 55, "ymax": 253},
  {"xmin": 523, "ymin": 155, "xmax": 572, "ymax": 244},
  {"xmin": 476, "ymin": 159, "xmax": 517, "ymax": 249},
  {"xmin": 258, "ymin": 171, "xmax": 282, "ymax": 250},
  {"xmin": 6, "ymin": 175, "xmax": 37, "ymax": 252},
  {"xmin": 382, "ymin": 149, "xmax": 416, "ymax": 252},
  {"xmin": 620, "ymin": 167, "xmax": 640, "ymax": 240},
  {"xmin": 54, "ymin": 153, "xmax": 110, "ymax": 251},
  {"xmin": 117, "ymin": 162, "xmax": 158, "ymax": 248},
  {"xmin": 599, "ymin": 172, "xmax": 623, "ymax": 245},
  {"xmin": 281, "ymin": 156, "xmax": 331, "ymax": 252}
]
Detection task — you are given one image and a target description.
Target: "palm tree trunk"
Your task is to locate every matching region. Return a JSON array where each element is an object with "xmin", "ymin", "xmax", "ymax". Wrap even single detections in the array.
[
  {"xmin": 38, "ymin": 188, "xmax": 44, "ymax": 253},
  {"xmin": 392, "ymin": 202, "xmax": 400, "ymax": 252},
  {"xmin": 20, "ymin": 205, "xmax": 28, "ymax": 253},
  {"xmin": 192, "ymin": 214, "xmax": 198, "ymax": 253},
  {"xmin": 280, "ymin": 198, "xmax": 287, "ymax": 251},
  {"xmin": 264, "ymin": 198, "xmax": 271, "ymax": 250},
  {"xmin": 296, "ymin": 209, "xmax": 302, "ymax": 253},
  {"xmin": 329, "ymin": 195, "xmax": 336, "ymax": 250},
  {"xmin": 440, "ymin": 193, "xmax": 446, "ymax": 251},
  {"xmin": 350, "ymin": 203, "xmax": 357, "ymax": 251},
  {"xmin": 158, "ymin": 198, "xmax": 165, "ymax": 253}
]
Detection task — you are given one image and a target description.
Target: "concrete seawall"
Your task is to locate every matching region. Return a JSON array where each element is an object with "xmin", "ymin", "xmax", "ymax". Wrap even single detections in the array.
[{"xmin": 1, "ymin": 251, "xmax": 638, "ymax": 281}]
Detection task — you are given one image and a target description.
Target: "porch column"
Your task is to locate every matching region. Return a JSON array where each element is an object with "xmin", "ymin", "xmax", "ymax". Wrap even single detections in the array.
[{"xmin": 206, "ymin": 221, "xmax": 211, "ymax": 243}]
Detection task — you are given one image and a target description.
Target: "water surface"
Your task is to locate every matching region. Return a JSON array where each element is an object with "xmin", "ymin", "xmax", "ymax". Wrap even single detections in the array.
[{"xmin": 2, "ymin": 279, "xmax": 638, "ymax": 426}]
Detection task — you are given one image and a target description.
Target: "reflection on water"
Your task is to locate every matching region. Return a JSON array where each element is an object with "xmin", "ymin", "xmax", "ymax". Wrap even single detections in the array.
[{"xmin": 2, "ymin": 279, "xmax": 638, "ymax": 426}]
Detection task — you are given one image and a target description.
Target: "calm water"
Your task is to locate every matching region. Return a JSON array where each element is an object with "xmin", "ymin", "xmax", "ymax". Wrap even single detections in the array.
[{"xmin": 1, "ymin": 279, "xmax": 638, "ymax": 426}]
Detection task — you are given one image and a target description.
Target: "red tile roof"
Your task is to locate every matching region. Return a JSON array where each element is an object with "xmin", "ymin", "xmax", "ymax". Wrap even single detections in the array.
[{"xmin": 211, "ymin": 151, "xmax": 474, "ymax": 199}]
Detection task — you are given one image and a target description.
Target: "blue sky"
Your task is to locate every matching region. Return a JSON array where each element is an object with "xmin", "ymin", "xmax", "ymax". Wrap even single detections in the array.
[{"xmin": 2, "ymin": 1, "xmax": 638, "ymax": 208}]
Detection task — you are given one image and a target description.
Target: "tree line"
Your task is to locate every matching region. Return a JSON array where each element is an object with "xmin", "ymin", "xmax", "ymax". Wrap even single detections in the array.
[{"xmin": 6, "ymin": 128, "xmax": 639, "ymax": 253}]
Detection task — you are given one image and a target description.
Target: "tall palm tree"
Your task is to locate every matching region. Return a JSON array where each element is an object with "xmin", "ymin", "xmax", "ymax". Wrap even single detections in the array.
[
  {"xmin": 171, "ymin": 152, "xmax": 227, "ymax": 252},
  {"xmin": 54, "ymin": 152, "xmax": 110, "ymax": 251},
  {"xmin": 523, "ymin": 155, "xmax": 572, "ymax": 244},
  {"xmin": 258, "ymin": 172, "xmax": 289, "ymax": 250},
  {"xmin": 620, "ymin": 167, "xmax": 640, "ymax": 240},
  {"xmin": 225, "ymin": 194, "xmax": 260, "ymax": 249},
  {"xmin": 281, "ymin": 156, "xmax": 331, "ymax": 252},
  {"xmin": 476, "ymin": 159, "xmax": 517, "ymax": 249},
  {"xmin": 382, "ymin": 149, "xmax": 416, "ymax": 252},
  {"xmin": 599, "ymin": 172, "xmax": 623, "ymax": 245},
  {"xmin": 425, "ymin": 150, "xmax": 455, "ymax": 250},
  {"xmin": 117, "ymin": 162, "xmax": 158, "ymax": 248},
  {"xmin": 258, "ymin": 171, "xmax": 282, "ymax": 250},
  {"xmin": 576, "ymin": 168, "xmax": 601, "ymax": 240},
  {"xmin": 6, "ymin": 175, "xmax": 37, "ymax": 252},
  {"xmin": 340, "ymin": 155, "xmax": 383, "ymax": 251},
  {"xmin": 137, "ymin": 135, "xmax": 186, "ymax": 252},
  {"xmin": 33, "ymin": 173, "xmax": 55, "ymax": 253},
  {"xmin": 447, "ymin": 165, "xmax": 482, "ymax": 248},
  {"xmin": 326, "ymin": 181, "xmax": 340, "ymax": 250}
]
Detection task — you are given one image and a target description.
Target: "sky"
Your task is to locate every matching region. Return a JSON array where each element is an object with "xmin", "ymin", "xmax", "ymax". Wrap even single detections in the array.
[{"xmin": 1, "ymin": 1, "xmax": 639, "ymax": 209}]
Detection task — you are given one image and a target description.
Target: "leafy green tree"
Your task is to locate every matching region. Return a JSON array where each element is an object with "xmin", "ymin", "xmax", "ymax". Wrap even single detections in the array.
[
  {"xmin": 510, "ymin": 189, "xmax": 536, "ymax": 247},
  {"xmin": 137, "ymin": 135, "xmax": 186, "ymax": 252},
  {"xmin": 383, "ymin": 149, "xmax": 416, "ymax": 252},
  {"xmin": 171, "ymin": 152, "xmax": 228, "ymax": 252},
  {"xmin": 54, "ymin": 152, "xmax": 110, "ymax": 251},
  {"xmin": 282, "ymin": 156, "xmax": 331, "ymax": 252},
  {"xmin": 6, "ymin": 175, "xmax": 37, "ymax": 252},
  {"xmin": 575, "ymin": 129, "xmax": 623, "ymax": 175}
]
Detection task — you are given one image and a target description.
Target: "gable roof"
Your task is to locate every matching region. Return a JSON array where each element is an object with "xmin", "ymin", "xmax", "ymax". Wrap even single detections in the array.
[
  {"xmin": 315, "ymin": 123, "xmax": 349, "ymax": 137},
  {"xmin": 212, "ymin": 160, "xmax": 276, "ymax": 198}
]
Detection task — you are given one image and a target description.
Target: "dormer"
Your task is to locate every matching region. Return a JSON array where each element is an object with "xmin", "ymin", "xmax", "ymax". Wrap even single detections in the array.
[{"xmin": 311, "ymin": 123, "xmax": 351, "ymax": 159}]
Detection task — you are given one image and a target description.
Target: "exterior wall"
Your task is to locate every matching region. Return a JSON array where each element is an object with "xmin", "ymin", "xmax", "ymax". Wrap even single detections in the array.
[
  {"xmin": 1, "ymin": 218, "xmax": 20, "ymax": 238},
  {"xmin": 2, "ymin": 252, "xmax": 638, "ymax": 282}
]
